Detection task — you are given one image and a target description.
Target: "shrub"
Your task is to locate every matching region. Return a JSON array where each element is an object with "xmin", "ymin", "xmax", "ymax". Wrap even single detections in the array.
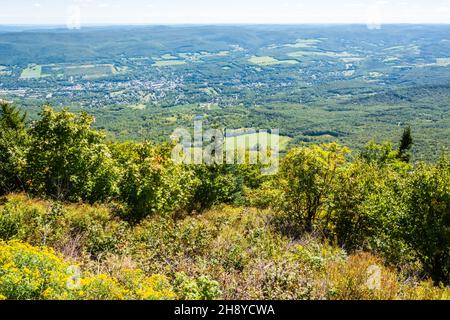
[
  {"xmin": 0, "ymin": 240, "xmax": 73, "ymax": 300},
  {"xmin": 321, "ymin": 252, "xmax": 400, "ymax": 300},
  {"xmin": 244, "ymin": 180, "xmax": 282, "ymax": 209},
  {"xmin": 0, "ymin": 194, "xmax": 67, "ymax": 246},
  {"xmin": 190, "ymin": 164, "xmax": 244, "ymax": 211},
  {"xmin": 0, "ymin": 240, "xmax": 176, "ymax": 300},
  {"xmin": 75, "ymin": 271, "xmax": 175, "ymax": 300},
  {"xmin": 401, "ymin": 158, "xmax": 450, "ymax": 284},
  {"xmin": 118, "ymin": 269, "xmax": 176, "ymax": 300},
  {"xmin": 174, "ymin": 272, "xmax": 221, "ymax": 300},
  {"xmin": 401, "ymin": 280, "xmax": 450, "ymax": 300},
  {"xmin": 26, "ymin": 107, "xmax": 119, "ymax": 202},
  {"xmin": 331, "ymin": 160, "xmax": 408, "ymax": 258},
  {"xmin": 0, "ymin": 103, "xmax": 29, "ymax": 195},
  {"xmin": 0, "ymin": 194, "xmax": 128, "ymax": 258},
  {"xmin": 118, "ymin": 142, "xmax": 199, "ymax": 220},
  {"xmin": 277, "ymin": 143, "xmax": 349, "ymax": 233}
]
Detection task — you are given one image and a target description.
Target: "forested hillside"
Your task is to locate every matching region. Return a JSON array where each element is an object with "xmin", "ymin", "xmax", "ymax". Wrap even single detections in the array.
[
  {"xmin": 2, "ymin": 25, "xmax": 450, "ymax": 159},
  {"xmin": 0, "ymin": 103, "xmax": 448, "ymax": 300}
]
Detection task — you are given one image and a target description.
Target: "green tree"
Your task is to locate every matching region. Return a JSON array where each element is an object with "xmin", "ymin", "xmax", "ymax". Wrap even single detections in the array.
[
  {"xmin": 190, "ymin": 164, "xmax": 245, "ymax": 212},
  {"xmin": 398, "ymin": 126, "xmax": 413, "ymax": 163},
  {"xmin": 26, "ymin": 106, "xmax": 118, "ymax": 202},
  {"xmin": 278, "ymin": 143, "xmax": 349, "ymax": 233},
  {"xmin": 117, "ymin": 142, "xmax": 199, "ymax": 220},
  {"xmin": 401, "ymin": 157, "xmax": 450, "ymax": 284},
  {"xmin": 0, "ymin": 103, "xmax": 29, "ymax": 195},
  {"xmin": 359, "ymin": 141, "xmax": 411, "ymax": 174},
  {"xmin": 332, "ymin": 159, "xmax": 411, "ymax": 264},
  {"xmin": 360, "ymin": 141, "xmax": 398, "ymax": 166},
  {"xmin": 331, "ymin": 161, "xmax": 380, "ymax": 250}
]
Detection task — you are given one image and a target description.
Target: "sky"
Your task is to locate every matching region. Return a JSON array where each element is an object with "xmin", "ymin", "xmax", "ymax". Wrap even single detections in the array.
[{"xmin": 1, "ymin": 0, "xmax": 450, "ymax": 26}]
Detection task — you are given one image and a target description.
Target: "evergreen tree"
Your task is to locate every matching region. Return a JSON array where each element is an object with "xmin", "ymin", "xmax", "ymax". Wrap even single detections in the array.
[{"xmin": 398, "ymin": 126, "xmax": 413, "ymax": 163}]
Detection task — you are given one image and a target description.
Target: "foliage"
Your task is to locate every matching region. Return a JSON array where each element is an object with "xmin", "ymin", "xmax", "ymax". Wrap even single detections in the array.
[
  {"xmin": 398, "ymin": 126, "xmax": 413, "ymax": 163},
  {"xmin": 25, "ymin": 107, "xmax": 118, "ymax": 202},
  {"xmin": 277, "ymin": 143, "xmax": 349, "ymax": 233},
  {"xmin": 174, "ymin": 272, "xmax": 221, "ymax": 300},
  {"xmin": 401, "ymin": 158, "xmax": 450, "ymax": 284},
  {"xmin": 0, "ymin": 105, "xmax": 448, "ymax": 298},
  {"xmin": 359, "ymin": 141, "xmax": 401, "ymax": 168},
  {"xmin": 0, "ymin": 240, "xmax": 72, "ymax": 300},
  {"xmin": 0, "ymin": 240, "xmax": 176, "ymax": 300},
  {"xmin": 0, "ymin": 103, "xmax": 29, "ymax": 195},
  {"xmin": 116, "ymin": 142, "xmax": 199, "ymax": 220},
  {"xmin": 321, "ymin": 253, "xmax": 401, "ymax": 300},
  {"xmin": 0, "ymin": 201, "xmax": 449, "ymax": 300},
  {"xmin": 330, "ymin": 159, "xmax": 409, "ymax": 259},
  {"xmin": 0, "ymin": 194, "xmax": 127, "ymax": 258},
  {"xmin": 190, "ymin": 164, "xmax": 243, "ymax": 211}
]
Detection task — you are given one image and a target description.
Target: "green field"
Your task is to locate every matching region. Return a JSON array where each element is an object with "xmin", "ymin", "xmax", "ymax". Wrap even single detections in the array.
[
  {"xmin": 41, "ymin": 64, "xmax": 117, "ymax": 78},
  {"xmin": 184, "ymin": 132, "xmax": 290, "ymax": 160},
  {"xmin": 284, "ymin": 39, "xmax": 322, "ymax": 48},
  {"xmin": 225, "ymin": 131, "xmax": 291, "ymax": 151},
  {"xmin": 160, "ymin": 54, "xmax": 178, "ymax": 60},
  {"xmin": 19, "ymin": 64, "xmax": 119, "ymax": 79},
  {"xmin": 287, "ymin": 51, "xmax": 354, "ymax": 59},
  {"xmin": 126, "ymin": 104, "xmax": 146, "ymax": 110},
  {"xmin": 248, "ymin": 56, "xmax": 299, "ymax": 66},
  {"xmin": 20, "ymin": 65, "xmax": 42, "ymax": 79},
  {"xmin": 153, "ymin": 60, "xmax": 187, "ymax": 67}
]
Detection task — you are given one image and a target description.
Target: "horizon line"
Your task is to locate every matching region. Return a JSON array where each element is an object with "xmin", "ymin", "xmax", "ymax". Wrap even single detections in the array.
[{"xmin": 2, "ymin": 22, "xmax": 450, "ymax": 27}]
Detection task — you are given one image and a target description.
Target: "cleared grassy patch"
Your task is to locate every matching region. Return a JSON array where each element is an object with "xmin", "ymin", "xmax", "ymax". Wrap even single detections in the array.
[
  {"xmin": 127, "ymin": 104, "xmax": 146, "ymax": 110},
  {"xmin": 20, "ymin": 65, "xmax": 42, "ymax": 79},
  {"xmin": 36, "ymin": 64, "xmax": 118, "ymax": 79},
  {"xmin": 248, "ymin": 56, "xmax": 299, "ymax": 66},
  {"xmin": 225, "ymin": 131, "xmax": 291, "ymax": 151},
  {"xmin": 288, "ymin": 51, "xmax": 353, "ymax": 58},
  {"xmin": 285, "ymin": 39, "xmax": 322, "ymax": 48},
  {"xmin": 153, "ymin": 60, "xmax": 187, "ymax": 67},
  {"xmin": 161, "ymin": 54, "xmax": 178, "ymax": 60}
]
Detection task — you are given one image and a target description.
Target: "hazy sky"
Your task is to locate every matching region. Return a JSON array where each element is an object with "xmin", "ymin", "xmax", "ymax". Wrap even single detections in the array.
[{"xmin": 1, "ymin": 0, "xmax": 450, "ymax": 26}]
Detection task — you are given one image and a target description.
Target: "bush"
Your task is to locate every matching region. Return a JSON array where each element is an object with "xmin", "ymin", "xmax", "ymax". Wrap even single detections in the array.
[
  {"xmin": 26, "ymin": 107, "xmax": 119, "ymax": 202},
  {"xmin": 277, "ymin": 143, "xmax": 349, "ymax": 233},
  {"xmin": 321, "ymin": 252, "xmax": 401, "ymax": 300},
  {"xmin": 174, "ymin": 272, "xmax": 221, "ymax": 300},
  {"xmin": 0, "ymin": 194, "xmax": 67, "ymax": 246},
  {"xmin": 0, "ymin": 103, "xmax": 29, "ymax": 195},
  {"xmin": 401, "ymin": 158, "xmax": 450, "ymax": 284},
  {"xmin": 117, "ymin": 142, "xmax": 199, "ymax": 220},
  {"xmin": 75, "ymin": 271, "xmax": 175, "ymax": 300},
  {"xmin": 0, "ymin": 240, "xmax": 73, "ymax": 299},
  {"xmin": 0, "ymin": 194, "xmax": 128, "ymax": 258},
  {"xmin": 190, "ymin": 164, "xmax": 244, "ymax": 211},
  {"xmin": 0, "ymin": 240, "xmax": 176, "ymax": 300},
  {"xmin": 331, "ymin": 160, "xmax": 408, "ymax": 258}
]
